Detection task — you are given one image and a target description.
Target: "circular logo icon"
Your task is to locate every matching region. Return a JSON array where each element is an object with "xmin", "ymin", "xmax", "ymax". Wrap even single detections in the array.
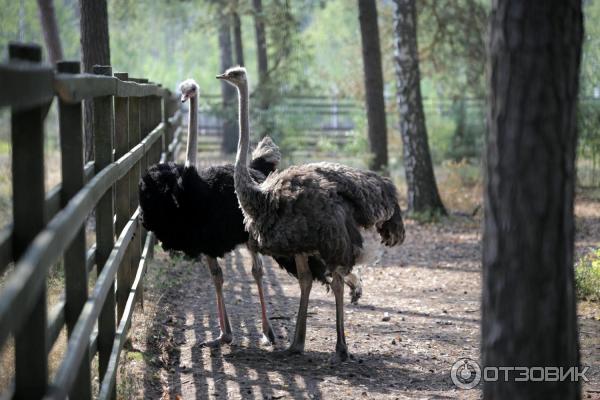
[{"xmin": 451, "ymin": 358, "xmax": 481, "ymax": 389}]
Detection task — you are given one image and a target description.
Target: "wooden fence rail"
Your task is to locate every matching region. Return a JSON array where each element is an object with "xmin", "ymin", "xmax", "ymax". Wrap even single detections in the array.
[{"xmin": 0, "ymin": 42, "xmax": 182, "ymax": 400}]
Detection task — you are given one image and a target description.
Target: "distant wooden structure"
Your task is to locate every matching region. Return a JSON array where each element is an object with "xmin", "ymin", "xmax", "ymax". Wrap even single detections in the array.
[
  {"xmin": 196, "ymin": 94, "xmax": 361, "ymax": 158},
  {"xmin": 0, "ymin": 42, "xmax": 182, "ymax": 399}
]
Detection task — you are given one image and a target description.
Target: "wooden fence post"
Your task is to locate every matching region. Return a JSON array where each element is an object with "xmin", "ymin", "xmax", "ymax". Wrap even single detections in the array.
[
  {"xmin": 130, "ymin": 77, "xmax": 149, "ymax": 307},
  {"xmin": 93, "ymin": 64, "xmax": 117, "ymax": 400},
  {"xmin": 10, "ymin": 42, "xmax": 48, "ymax": 400},
  {"xmin": 162, "ymin": 91, "xmax": 171, "ymax": 160},
  {"xmin": 114, "ymin": 72, "xmax": 132, "ymax": 323},
  {"xmin": 57, "ymin": 60, "xmax": 92, "ymax": 400},
  {"xmin": 127, "ymin": 90, "xmax": 142, "ymax": 309}
]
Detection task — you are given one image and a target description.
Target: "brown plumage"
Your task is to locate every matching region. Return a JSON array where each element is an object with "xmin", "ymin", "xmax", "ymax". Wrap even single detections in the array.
[
  {"xmin": 217, "ymin": 66, "xmax": 405, "ymax": 362},
  {"xmin": 245, "ymin": 162, "xmax": 404, "ymax": 269}
]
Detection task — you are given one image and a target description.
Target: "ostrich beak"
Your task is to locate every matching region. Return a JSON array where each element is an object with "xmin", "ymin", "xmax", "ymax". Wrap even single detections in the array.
[
  {"xmin": 216, "ymin": 73, "xmax": 226, "ymax": 80},
  {"xmin": 180, "ymin": 94, "xmax": 188, "ymax": 103}
]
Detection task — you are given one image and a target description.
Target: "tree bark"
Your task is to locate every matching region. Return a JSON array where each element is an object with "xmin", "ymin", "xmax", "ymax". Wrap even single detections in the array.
[
  {"xmin": 252, "ymin": 0, "xmax": 268, "ymax": 86},
  {"xmin": 218, "ymin": 10, "xmax": 238, "ymax": 154},
  {"xmin": 357, "ymin": 0, "xmax": 388, "ymax": 172},
  {"xmin": 392, "ymin": 0, "xmax": 445, "ymax": 214},
  {"xmin": 482, "ymin": 1, "xmax": 583, "ymax": 399},
  {"xmin": 79, "ymin": 0, "xmax": 110, "ymax": 162},
  {"xmin": 232, "ymin": 7, "xmax": 244, "ymax": 66},
  {"xmin": 37, "ymin": 0, "xmax": 64, "ymax": 64}
]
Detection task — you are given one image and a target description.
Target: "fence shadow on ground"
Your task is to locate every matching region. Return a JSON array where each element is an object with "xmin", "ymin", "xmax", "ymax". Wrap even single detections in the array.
[{"xmin": 140, "ymin": 247, "xmax": 467, "ymax": 399}]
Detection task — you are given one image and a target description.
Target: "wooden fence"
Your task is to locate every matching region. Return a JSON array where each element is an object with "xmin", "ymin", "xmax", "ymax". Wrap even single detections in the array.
[{"xmin": 0, "ymin": 42, "xmax": 182, "ymax": 399}]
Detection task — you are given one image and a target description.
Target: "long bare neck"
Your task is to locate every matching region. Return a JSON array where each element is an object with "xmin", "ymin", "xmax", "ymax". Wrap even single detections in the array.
[
  {"xmin": 234, "ymin": 81, "xmax": 263, "ymax": 214},
  {"xmin": 185, "ymin": 95, "xmax": 198, "ymax": 168}
]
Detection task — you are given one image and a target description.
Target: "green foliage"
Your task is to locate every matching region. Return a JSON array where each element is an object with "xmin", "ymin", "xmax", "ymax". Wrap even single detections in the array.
[
  {"xmin": 416, "ymin": 0, "xmax": 488, "ymax": 98},
  {"xmin": 1, "ymin": 0, "xmax": 598, "ymax": 171},
  {"xmin": 447, "ymin": 99, "xmax": 485, "ymax": 161},
  {"xmin": 581, "ymin": 0, "xmax": 600, "ymax": 97},
  {"xmin": 575, "ymin": 248, "xmax": 600, "ymax": 301},
  {"xmin": 442, "ymin": 159, "xmax": 481, "ymax": 188}
]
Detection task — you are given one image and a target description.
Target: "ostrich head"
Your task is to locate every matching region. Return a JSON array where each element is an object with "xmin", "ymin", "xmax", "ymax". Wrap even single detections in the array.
[
  {"xmin": 216, "ymin": 66, "xmax": 247, "ymax": 87},
  {"xmin": 179, "ymin": 79, "xmax": 199, "ymax": 103}
]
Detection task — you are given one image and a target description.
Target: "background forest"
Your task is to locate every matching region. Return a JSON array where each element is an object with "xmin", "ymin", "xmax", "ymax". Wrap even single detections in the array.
[
  {"xmin": 1, "ymin": 0, "xmax": 599, "ymax": 177},
  {"xmin": 0, "ymin": 1, "xmax": 599, "ymax": 398}
]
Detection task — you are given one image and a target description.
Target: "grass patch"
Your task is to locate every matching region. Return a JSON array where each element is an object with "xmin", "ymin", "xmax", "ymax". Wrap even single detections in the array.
[{"xmin": 576, "ymin": 248, "xmax": 600, "ymax": 301}]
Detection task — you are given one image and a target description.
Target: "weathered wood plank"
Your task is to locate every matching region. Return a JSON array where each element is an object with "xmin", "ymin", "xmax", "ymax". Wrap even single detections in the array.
[
  {"xmin": 57, "ymin": 60, "xmax": 93, "ymax": 400},
  {"xmin": 0, "ymin": 162, "xmax": 92, "ymax": 275},
  {"xmin": 0, "ymin": 124, "xmax": 164, "ymax": 351},
  {"xmin": 10, "ymin": 43, "xmax": 49, "ymax": 399},
  {"xmin": 86, "ymin": 244, "xmax": 96, "ymax": 273},
  {"xmin": 116, "ymin": 80, "xmax": 166, "ymax": 98},
  {"xmin": 53, "ymin": 73, "xmax": 117, "ymax": 102},
  {"xmin": 53, "ymin": 73, "xmax": 169, "ymax": 103},
  {"xmin": 92, "ymin": 65, "xmax": 117, "ymax": 400},
  {"xmin": 0, "ymin": 62, "xmax": 54, "ymax": 110},
  {"xmin": 114, "ymin": 72, "xmax": 132, "ymax": 323},
  {"xmin": 98, "ymin": 230, "xmax": 153, "ymax": 400},
  {"xmin": 46, "ymin": 212, "xmax": 138, "ymax": 400},
  {"xmin": 127, "ymin": 95, "xmax": 142, "ymax": 314},
  {"xmin": 0, "ymin": 226, "xmax": 13, "ymax": 275}
]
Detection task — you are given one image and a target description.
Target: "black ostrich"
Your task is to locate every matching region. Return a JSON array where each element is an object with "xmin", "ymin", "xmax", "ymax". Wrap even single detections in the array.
[
  {"xmin": 139, "ymin": 79, "xmax": 279, "ymax": 346},
  {"xmin": 139, "ymin": 79, "xmax": 362, "ymax": 347}
]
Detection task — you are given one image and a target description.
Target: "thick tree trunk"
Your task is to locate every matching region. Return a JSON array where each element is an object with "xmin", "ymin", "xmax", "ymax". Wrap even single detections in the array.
[
  {"xmin": 218, "ymin": 10, "xmax": 238, "ymax": 154},
  {"xmin": 37, "ymin": 0, "xmax": 64, "ymax": 64},
  {"xmin": 393, "ymin": 0, "xmax": 445, "ymax": 214},
  {"xmin": 79, "ymin": 0, "xmax": 110, "ymax": 162},
  {"xmin": 482, "ymin": 1, "xmax": 583, "ymax": 399},
  {"xmin": 357, "ymin": 0, "xmax": 388, "ymax": 172}
]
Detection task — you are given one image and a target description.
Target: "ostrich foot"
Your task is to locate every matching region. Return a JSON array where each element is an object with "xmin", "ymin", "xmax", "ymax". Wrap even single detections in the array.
[
  {"xmin": 349, "ymin": 285, "xmax": 362, "ymax": 305},
  {"xmin": 260, "ymin": 324, "xmax": 276, "ymax": 346},
  {"xmin": 198, "ymin": 333, "xmax": 233, "ymax": 348},
  {"xmin": 329, "ymin": 349, "xmax": 353, "ymax": 364},
  {"xmin": 273, "ymin": 345, "xmax": 304, "ymax": 358}
]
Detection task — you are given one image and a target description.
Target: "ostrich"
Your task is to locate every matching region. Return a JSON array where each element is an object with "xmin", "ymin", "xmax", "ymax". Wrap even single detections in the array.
[
  {"xmin": 217, "ymin": 67, "xmax": 405, "ymax": 362},
  {"xmin": 139, "ymin": 79, "xmax": 281, "ymax": 346},
  {"xmin": 139, "ymin": 79, "xmax": 362, "ymax": 347}
]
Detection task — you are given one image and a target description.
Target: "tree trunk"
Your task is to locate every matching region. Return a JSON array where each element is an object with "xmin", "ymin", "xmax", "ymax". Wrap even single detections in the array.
[
  {"xmin": 218, "ymin": 10, "xmax": 238, "ymax": 154},
  {"xmin": 232, "ymin": 8, "xmax": 244, "ymax": 66},
  {"xmin": 37, "ymin": 0, "xmax": 64, "ymax": 64},
  {"xmin": 79, "ymin": 0, "xmax": 110, "ymax": 162},
  {"xmin": 252, "ymin": 0, "xmax": 268, "ymax": 86},
  {"xmin": 252, "ymin": 0, "xmax": 272, "ymax": 137},
  {"xmin": 482, "ymin": 1, "xmax": 583, "ymax": 399},
  {"xmin": 357, "ymin": 0, "xmax": 388, "ymax": 172},
  {"xmin": 392, "ymin": 0, "xmax": 445, "ymax": 214}
]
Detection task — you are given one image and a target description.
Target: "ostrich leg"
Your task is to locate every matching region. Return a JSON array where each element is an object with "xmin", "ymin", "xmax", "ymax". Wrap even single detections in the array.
[
  {"xmin": 200, "ymin": 256, "xmax": 233, "ymax": 347},
  {"xmin": 330, "ymin": 271, "xmax": 350, "ymax": 363},
  {"xmin": 250, "ymin": 251, "xmax": 276, "ymax": 345},
  {"xmin": 280, "ymin": 254, "xmax": 313, "ymax": 355}
]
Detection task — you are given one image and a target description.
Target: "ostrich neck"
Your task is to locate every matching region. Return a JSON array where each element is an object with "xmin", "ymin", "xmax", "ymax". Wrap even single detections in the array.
[
  {"xmin": 185, "ymin": 95, "xmax": 198, "ymax": 168},
  {"xmin": 234, "ymin": 81, "xmax": 262, "ymax": 214}
]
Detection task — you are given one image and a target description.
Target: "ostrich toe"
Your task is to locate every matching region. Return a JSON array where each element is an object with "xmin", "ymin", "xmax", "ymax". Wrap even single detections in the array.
[{"xmin": 198, "ymin": 333, "xmax": 233, "ymax": 348}]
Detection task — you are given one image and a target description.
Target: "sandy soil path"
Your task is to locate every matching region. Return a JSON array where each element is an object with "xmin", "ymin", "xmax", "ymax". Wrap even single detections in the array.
[{"xmin": 119, "ymin": 203, "xmax": 600, "ymax": 400}]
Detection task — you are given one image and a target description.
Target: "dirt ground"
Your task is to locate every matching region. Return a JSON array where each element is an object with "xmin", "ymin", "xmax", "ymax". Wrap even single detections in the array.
[{"xmin": 118, "ymin": 195, "xmax": 600, "ymax": 400}]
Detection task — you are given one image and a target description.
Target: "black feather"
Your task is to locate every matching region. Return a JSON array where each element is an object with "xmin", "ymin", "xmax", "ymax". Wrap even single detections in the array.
[{"xmin": 139, "ymin": 161, "xmax": 328, "ymax": 282}]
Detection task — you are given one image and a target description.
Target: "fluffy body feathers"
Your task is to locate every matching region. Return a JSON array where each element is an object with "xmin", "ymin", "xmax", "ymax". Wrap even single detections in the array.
[
  {"xmin": 139, "ymin": 138, "xmax": 279, "ymax": 259},
  {"xmin": 243, "ymin": 162, "xmax": 405, "ymax": 272}
]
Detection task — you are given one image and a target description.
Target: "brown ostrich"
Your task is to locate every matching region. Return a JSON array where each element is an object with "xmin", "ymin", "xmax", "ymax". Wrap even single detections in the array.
[{"xmin": 217, "ymin": 67, "xmax": 405, "ymax": 362}]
